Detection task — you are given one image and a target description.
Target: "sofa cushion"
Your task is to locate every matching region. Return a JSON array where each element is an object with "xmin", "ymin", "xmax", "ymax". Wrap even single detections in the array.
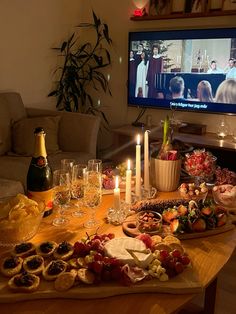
[
  {"xmin": 12, "ymin": 116, "xmax": 61, "ymax": 156},
  {"xmin": 0, "ymin": 98, "xmax": 11, "ymax": 155}
]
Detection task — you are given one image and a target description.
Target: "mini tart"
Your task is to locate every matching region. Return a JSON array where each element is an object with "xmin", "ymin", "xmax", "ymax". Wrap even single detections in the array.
[
  {"xmin": 0, "ymin": 256, "xmax": 23, "ymax": 277},
  {"xmin": 53, "ymin": 241, "xmax": 74, "ymax": 261},
  {"xmin": 8, "ymin": 272, "xmax": 40, "ymax": 292},
  {"xmin": 23, "ymin": 255, "xmax": 44, "ymax": 275},
  {"xmin": 36, "ymin": 241, "xmax": 57, "ymax": 258},
  {"xmin": 12, "ymin": 242, "xmax": 35, "ymax": 258},
  {"xmin": 42, "ymin": 260, "xmax": 68, "ymax": 281}
]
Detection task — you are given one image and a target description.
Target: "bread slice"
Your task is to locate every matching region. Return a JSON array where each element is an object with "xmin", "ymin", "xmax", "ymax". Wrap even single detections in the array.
[
  {"xmin": 77, "ymin": 268, "xmax": 95, "ymax": 284},
  {"xmin": 42, "ymin": 260, "xmax": 68, "ymax": 281},
  {"xmin": 8, "ymin": 273, "xmax": 40, "ymax": 292},
  {"xmin": 54, "ymin": 270, "xmax": 77, "ymax": 291},
  {"xmin": 0, "ymin": 256, "xmax": 23, "ymax": 277},
  {"xmin": 36, "ymin": 241, "xmax": 57, "ymax": 258},
  {"xmin": 23, "ymin": 255, "xmax": 44, "ymax": 275}
]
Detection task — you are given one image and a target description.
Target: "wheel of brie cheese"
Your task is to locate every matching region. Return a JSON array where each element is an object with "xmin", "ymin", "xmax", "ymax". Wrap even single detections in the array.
[{"xmin": 104, "ymin": 237, "xmax": 147, "ymax": 266}]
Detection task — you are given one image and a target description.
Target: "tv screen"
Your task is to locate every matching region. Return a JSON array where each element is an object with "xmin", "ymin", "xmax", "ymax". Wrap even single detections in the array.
[{"xmin": 128, "ymin": 27, "xmax": 236, "ymax": 115}]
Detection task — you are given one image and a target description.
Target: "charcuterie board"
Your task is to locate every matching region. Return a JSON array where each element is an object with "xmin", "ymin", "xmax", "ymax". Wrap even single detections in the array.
[
  {"xmin": 0, "ymin": 267, "xmax": 202, "ymax": 303},
  {"xmin": 122, "ymin": 214, "xmax": 235, "ymax": 239}
]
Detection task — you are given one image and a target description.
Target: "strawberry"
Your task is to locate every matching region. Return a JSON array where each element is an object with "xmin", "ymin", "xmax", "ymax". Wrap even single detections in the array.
[
  {"xmin": 170, "ymin": 219, "xmax": 181, "ymax": 234},
  {"xmin": 216, "ymin": 212, "xmax": 227, "ymax": 227},
  {"xmin": 177, "ymin": 205, "xmax": 188, "ymax": 216},
  {"xmin": 201, "ymin": 206, "xmax": 213, "ymax": 216},
  {"xmin": 192, "ymin": 218, "xmax": 206, "ymax": 232},
  {"xmin": 162, "ymin": 208, "xmax": 178, "ymax": 223}
]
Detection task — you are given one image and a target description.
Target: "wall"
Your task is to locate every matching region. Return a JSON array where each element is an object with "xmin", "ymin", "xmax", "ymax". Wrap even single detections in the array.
[
  {"xmin": 0, "ymin": 0, "xmax": 236, "ymax": 146},
  {"xmin": 0, "ymin": 0, "xmax": 81, "ymax": 108}
]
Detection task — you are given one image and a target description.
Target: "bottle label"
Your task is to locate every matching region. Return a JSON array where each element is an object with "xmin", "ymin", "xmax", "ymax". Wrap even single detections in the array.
[
  {"xmin": 28, "ymin": 189, "xmax": 53, "ymax": 211},
  {"xmin": 32, "ymin": 156, "xmax": 48, "ymax": 168}
]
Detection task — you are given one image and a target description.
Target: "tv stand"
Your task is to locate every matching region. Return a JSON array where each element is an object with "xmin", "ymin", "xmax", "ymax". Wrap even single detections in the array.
[{"xmin": 111, "ymin": 124, "xmax": 236, "ymax": 171}]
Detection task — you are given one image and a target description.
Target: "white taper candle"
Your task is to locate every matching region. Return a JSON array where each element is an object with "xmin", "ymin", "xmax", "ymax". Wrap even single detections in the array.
[
  {"xmin": 135, "ymin": 134, "xmax": 141, "ymax": 199},
  {"xmin": 125, "ymin": 159, "xmax": 132, "ymax": 204}
]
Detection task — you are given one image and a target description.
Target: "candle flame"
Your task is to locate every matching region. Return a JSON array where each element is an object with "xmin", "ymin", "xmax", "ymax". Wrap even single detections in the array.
[
  {"xmin": 137, "ymin": 134, "xmax": 140, "ymax": 145},
  {"xmin": 115, "ymin": 176, "xmax": 119, "ymax": 189},
  {"xmin": 127, "ymin": 159, "xmax": 130, "ymax": 170}
]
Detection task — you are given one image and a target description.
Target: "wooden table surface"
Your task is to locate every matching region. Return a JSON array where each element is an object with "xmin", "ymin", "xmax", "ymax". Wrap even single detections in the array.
[{"xmin": 0, "ymin": 192, "xmax": 235, "ymax": 314}]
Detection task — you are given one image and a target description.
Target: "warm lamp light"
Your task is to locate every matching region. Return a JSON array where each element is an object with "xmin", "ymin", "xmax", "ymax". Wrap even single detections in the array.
[{"xmin": 115, "ymin": 176, "xmax": 119, "ymax": 189}]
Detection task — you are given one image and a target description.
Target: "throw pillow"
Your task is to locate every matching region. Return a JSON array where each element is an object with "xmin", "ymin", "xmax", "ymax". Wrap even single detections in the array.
[{"xmin": 12, "ymin": 116, "xmax": 61, "ymax": 156}]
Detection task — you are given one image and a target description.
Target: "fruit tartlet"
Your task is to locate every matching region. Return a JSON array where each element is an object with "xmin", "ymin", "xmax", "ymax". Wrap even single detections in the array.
[
  {"xmin": 53, "ymin": 241, "xmax": 74, "ymax": 261},
  {"xmin": 11, "ymin": 242, "xmax": 35, "ymax": 257},
  {"xmin": 43, "ymin": 260, "xmax": 68, "ymax": 281},
  {"xmin": 36, "ymin": 241, "xmax": 57, "ymax": 258},
  {"xmin": 8, "ymin": 272, "xmax": 40, "ymax": 292},
  {"xmin": 23, "ymin": 255, "xmax": 44, "ymax": 275},
  {"xmin": 0, "ymin": 256, "xmax": 23, "ymax": 277}
]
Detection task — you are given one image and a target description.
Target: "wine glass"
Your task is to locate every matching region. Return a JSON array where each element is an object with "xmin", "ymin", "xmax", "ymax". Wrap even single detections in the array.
[
  {"xmin": 87, "ymin": 159, "xmax": 102, "ymax": 172},
  {"xmin": 52, "ymin": 170, "xmax": 71, "ymax": 226},
  {"xmin": 61, "ymin": 159, "xmax": 75, "ymax": 181},
  {"xmin": 71, "ymin": 164, "xmax": 87, "ymax": 217},
  {"xmin": 83, "ymin": 170, "xmax": 102, "ymax": 228}
]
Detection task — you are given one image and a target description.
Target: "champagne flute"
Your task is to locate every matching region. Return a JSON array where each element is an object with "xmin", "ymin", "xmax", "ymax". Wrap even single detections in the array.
[
  {"xmin": 83, "ymin": 170, "xmax": 102, "ymax": 228},
  {"xmin": 52, "ymin": 170, "xmax": 71, "ymax": 226},
  {"xmin": 71, "ymin": 164, "xmax": 87, "ymax": 217},
  {"xmin": 61, "ymin": 159, "xmax": 75, "ymax": 181},
  {"xmin": 87, "ymin": 159, "xmax": 102, "ymax": 172}
]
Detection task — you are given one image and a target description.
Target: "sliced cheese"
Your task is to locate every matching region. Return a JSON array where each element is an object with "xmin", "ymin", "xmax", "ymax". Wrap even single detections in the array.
[
  {"xmin": 129, "ymin": 251, "xmax": 154, "ymax": 269},
  {"xmin": 104, "ymin": 237, "xmax": 146, "ymax": 265}
]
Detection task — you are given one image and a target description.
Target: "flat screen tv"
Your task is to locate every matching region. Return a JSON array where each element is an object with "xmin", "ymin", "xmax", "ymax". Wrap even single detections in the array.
[{"xmin": 128, "ymin": 27, "xmax": 236, "ymax": 115}]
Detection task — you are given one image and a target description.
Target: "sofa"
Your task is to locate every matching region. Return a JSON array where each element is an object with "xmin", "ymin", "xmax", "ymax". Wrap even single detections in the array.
[{"xmin": 0, "ymin": 92, "xmax": 101, "ymax": 194}]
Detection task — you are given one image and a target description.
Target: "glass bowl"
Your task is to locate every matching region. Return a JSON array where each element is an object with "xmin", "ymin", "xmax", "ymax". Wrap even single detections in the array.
[
  {"xmin": 178, "ymin": 182, "xmax": 208, "ymax": 201},
  {"xmin": 184, "ymin": 149, "xmax": 217, "ymax": 183},
  {"xmin": 0, "ymin": 195, "xmax": 44, "ymax": 246},
  {"xmin": 137, "ymin": 210, "xmax": 162, "ymax": 234},
  {"xmin": 212, "ymin": 185, "xmax": 236, "ymax": 208}
]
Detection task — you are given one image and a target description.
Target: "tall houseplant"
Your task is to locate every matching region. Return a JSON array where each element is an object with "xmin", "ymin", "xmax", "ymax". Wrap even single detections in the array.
[{"xmin": 48, "ymin": 11, "xmax": 112, "ymax": 125}]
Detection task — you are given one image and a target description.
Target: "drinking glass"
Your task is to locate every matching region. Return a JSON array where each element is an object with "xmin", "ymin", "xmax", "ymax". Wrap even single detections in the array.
[
  {"xmin": 52, "ymin": 170, "xmax": 71, "ymax": 226},
  {"xmin": 71, "ymin": 164, "xmax": 87, "ymax": 217},
  {"xmin": 61, "ymin": 159, "xmax": 75, "ymax": 181},
  {"xmin": 87, "ymin": 159, "xmax": 102, "ymax": 172},
  {"xmin": 83, "ymin": 170, "xmax": 102, "ymax": 228}
]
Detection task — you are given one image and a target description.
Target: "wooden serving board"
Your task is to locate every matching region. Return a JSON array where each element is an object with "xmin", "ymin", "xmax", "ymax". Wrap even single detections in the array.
[
  {"xmin": 122, "ymin": 214, "xmax": 235, "ymax": 239},
  {"xmin": 0, "ymin": 267, "xmax": 202, "ymax": 303}
]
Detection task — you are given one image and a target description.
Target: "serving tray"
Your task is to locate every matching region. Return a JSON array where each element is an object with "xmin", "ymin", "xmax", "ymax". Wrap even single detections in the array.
[
  {"xmin": 0, "ymin": 267, "xmax": 202, "ymax": 303},
  {"xmin": 122, "ymin": 214, "xmax": 235, "ymax": 239}
]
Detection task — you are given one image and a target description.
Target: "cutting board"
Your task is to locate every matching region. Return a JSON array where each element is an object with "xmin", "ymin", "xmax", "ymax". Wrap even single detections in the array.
[
  {"xmin": 0, "ymin": 267, "xmax": 202, "ymax": 303},
  {"xmin": 122, "ymin": 214, "xmax": 235, "ymax": 239}
]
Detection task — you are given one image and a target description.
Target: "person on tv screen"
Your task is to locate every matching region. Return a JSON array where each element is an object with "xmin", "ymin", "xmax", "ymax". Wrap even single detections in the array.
[
  {"xmin": 215, "ymin": 79, "xmax": 236, "ymax": 104},
  {"xmin": 207, "ymin": 60, "xmax": 224, "ymax": 74},
  {"xmin": 134, "ymin": 43, "xmax": 144, "ymax": 66},
  {"xmin": 129, "ymin": 50, "xmax": 137, "ymax": 97},
  {"xmin": 135, "ymin": 51, "xmax": 149, "ymax": 97},
  {"xmin": 226, "ymin": 59, "xmax": 236, "ymax": 79},
  {"xmin": 169, "ymin": 76, "xmax": 185, "ymax": 101},
  {"xmin": 197, "ymin": 80, "xmax": 214, "ymax": 102},
  {"xmin": 146, "ymin": 44, "xmax": 163, "ymax": 98}
]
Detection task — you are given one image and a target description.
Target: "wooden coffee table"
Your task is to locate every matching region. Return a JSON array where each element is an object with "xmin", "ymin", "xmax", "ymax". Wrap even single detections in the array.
[{"xmin": 0, "ymin": 193, "xmax": 235, "ymax": 314}]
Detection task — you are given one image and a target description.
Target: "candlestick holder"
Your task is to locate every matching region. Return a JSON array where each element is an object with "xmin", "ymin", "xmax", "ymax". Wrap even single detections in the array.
[
  {"xmin": 107, "ymin": 201, "xmax": 130, "ymax": 226},
  {"xmin": 131, "ymin": 185, "xmax": 157, "ymax": 204}
]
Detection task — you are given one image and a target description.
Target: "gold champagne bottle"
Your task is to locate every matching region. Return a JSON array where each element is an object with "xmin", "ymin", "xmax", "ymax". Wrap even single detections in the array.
[{"xmin": 27, "ymin": 127, "xmax": 53, "ymax": 217}]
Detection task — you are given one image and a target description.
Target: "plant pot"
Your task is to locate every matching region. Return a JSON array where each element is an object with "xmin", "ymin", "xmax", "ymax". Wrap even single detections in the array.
[{"xmin": 150, "ymin": 158, "xmax": 181, "ymax": 192}]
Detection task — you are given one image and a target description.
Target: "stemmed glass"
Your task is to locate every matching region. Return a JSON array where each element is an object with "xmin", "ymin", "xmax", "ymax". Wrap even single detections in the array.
[
  {"xmin": 61, "ymin": 159, "xmax": 75, "ymax": 181},
  {"xmin": 52, "ymin": 170, "xmax": 71, "ymax": 226},
  {"xmin": 83, "ymin": 169, "xmax": 102, "ymax": 228},
  {"xmin": 87, "ymin": 159, "xmax": 102, "ymax": 172},
  {"xmin": 71, "ymin": 164, "xmax": 87, "ymax": 217}
]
